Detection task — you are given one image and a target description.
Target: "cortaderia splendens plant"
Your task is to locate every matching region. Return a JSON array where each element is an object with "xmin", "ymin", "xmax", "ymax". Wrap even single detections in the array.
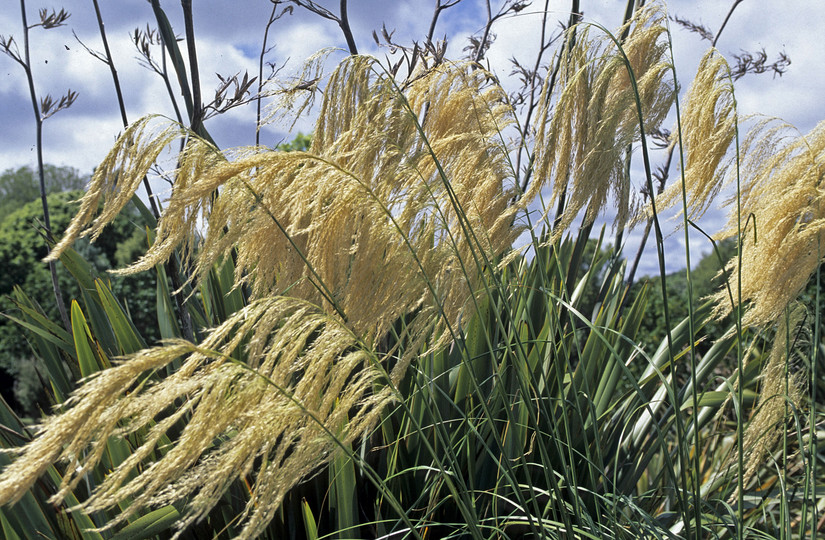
[{"xmin": 1, "ymin": 2, "xmax": 822, "ymax": 537}]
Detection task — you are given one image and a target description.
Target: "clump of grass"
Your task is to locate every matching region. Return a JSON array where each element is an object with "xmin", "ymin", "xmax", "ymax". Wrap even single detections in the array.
[
  {"xmin": 0, "ymin": 2, "xmax": 821, "ymax": 538},
  {"xmin": 2, "ymin": 55, "xmax": 526, "ymax": 538}
]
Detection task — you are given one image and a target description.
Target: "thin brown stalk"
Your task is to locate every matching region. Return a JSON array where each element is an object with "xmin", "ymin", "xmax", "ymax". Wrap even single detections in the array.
[
  {"xmin": 521, "ymin": 0, "xmax": 580, "ymax": 194},
  {"xmin": 287, "ymin": 1, "xmax": 358, "ymax": 55},
  {"xmin": 427, "ymin": 0, "xmax": 461, "ymax": 44},
  {"xmin": 18, "ymin": 0, "xmax": 71, "ymax": 333},
  {"xmin": 257, "ymin": 3, "xmax": 282, "ymax": 147},
  {"xmin": 713, "ymin": 0, "xmax": 743, "ymax": 47},
  {"xmin": 514, "ymin": 0, "xmax": 551, "ymax": 189},
  {"xmin": 338, "ymin": 0, "xmax": 358, "ymax": 54},
  {"xmin": 90, "ymin": 0, "xmax": 161, "ymax": 220}
]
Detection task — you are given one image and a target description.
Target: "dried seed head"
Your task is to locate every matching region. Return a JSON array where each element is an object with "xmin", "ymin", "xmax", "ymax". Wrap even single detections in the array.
[
  {"xmin": 529, "ymin": 3, "xmax": 675, "ymax": 240},
  {"xmin": 712, "ymin": 118, "xmax": 825, "ymax": 327},
  {"xmin": 738, "ymin": 306, "xmax": 806, "ymax": 491},
  {"xmin": 655, "ymin": 48, "xmax": 736, "ymax": 221}
]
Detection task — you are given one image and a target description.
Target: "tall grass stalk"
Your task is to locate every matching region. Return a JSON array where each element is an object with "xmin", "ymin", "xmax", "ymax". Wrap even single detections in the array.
[
  {"xmin": 809, "ymin": 239, "xmax": 820, "ymax": 537},
  {"xmin": 664, "ymin": 38, "xmax": 735, "ymax": 540},
  {"xmin": 599, "ymin": 20, "xmax": 695, "ymax": 536},
  {"xmin": 8, "ymin": 0, "xmax": 74, "ymax": 332},
  {"xmin": 665, "ymin": 25, "xmax": 702, "ymax": 540},
  {"xmin": 734, "ymin": 102, "xmax": 745, "ymax": 540}
]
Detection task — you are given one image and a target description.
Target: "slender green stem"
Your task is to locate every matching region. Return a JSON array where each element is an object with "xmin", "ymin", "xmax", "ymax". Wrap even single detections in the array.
[
  {"xmin": 782, "ymin": 308, "xmax": 791, "ymax": 540},
  {"xmin": 811, "ymin": 242, "xmax": 821, "ymax": 539},
  {"xmin": 599, "ymin": 23, "xmax": 691, "ymax": 536},
  {"xmin": 664, "ymin": 19, "xmax": 702, "ymax": 537},
  {"xmin": 734, "ymin": 103, "xmax": 745, "ymax": 540}
]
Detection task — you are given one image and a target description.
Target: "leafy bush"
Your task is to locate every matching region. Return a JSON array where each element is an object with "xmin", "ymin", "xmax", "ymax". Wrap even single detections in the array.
[{"xmin": 0, "ymin": 188, "xmax": 157, "ymax": 415}]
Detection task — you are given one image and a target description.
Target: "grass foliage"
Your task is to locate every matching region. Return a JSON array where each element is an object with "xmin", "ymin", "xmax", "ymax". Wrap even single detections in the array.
[{"xmin": 0, "ymin": 2, "xmax": 823, "ymax": 539}]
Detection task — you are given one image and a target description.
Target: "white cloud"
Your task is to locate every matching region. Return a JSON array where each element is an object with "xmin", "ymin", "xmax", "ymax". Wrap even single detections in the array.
[
  {"xmin": 264, "ymin": 21, "xmax": 340, "ymax": 70},
  {"xmin": 41, "ymin": 114, "xmax": 126, "ymax": 171}
]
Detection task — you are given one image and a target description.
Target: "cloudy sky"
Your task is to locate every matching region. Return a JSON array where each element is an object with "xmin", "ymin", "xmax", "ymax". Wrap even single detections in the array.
[{"xmin": 1, "ymin": 0, "xmax": 823, "ymax": 277}]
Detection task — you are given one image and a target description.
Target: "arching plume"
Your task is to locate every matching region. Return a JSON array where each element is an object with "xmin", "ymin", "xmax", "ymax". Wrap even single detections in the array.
[
  {"xmin": 2, "ymin": 57, "xmax": 522, "ymax": 539},
  {"xmin": 528, "ymin": 3, "xmax": 675, "ymax": 239}
]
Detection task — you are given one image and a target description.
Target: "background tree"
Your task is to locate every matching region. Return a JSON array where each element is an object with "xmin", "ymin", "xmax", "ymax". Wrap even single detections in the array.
[
  {"xmin": 0, "ymin": 166, "xmax": 157, "ymax": 415},
  {"xmin": 0, "ymin": 165, "xmax": 86, "ymax": 217},
  {"xmin": 275, "ymin": 131, "xmax": 312, "ymax": 152},
  {"xmin": 632, "ymin": 237, "xmax": 737, "ymax": 352}
]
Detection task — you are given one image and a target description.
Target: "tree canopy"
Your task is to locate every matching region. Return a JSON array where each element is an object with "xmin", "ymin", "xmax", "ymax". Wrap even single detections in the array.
[
  {"xmin": 0, "ymin": 165, "xmax": 87, "ymax": 218},
  {"xmin": 0, "ymin": 167, "xmax": 156, "ymax": 414}
]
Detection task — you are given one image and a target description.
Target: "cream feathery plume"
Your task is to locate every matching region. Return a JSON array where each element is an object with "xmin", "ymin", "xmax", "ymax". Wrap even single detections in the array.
[
  {"xmin": 0, "ymin": 298, "xmax": 383, "ymax": 538},
  {"xmin": 264, "ymin": 49, "xmax": 333, "ymax": 129},
  {"xmin": 655, "ymin": 48, "xmax": 736, "ymax": 221},
  {"xmin": 43, "ymin": 118, "xmax": 191, "ymax": 262},
  {"xmin": 528, "ymin": 2, "xmax": 675, "ymax": 240},
  {"xmin": 712, "ymin": 118, "xmax": 825, "ymax": 327},
  {"xmin": 738, "ymin": 306, "xmax": 805, "ymax": 492},
  {"xmin": 2, "ymin": 57, "xmax": 522, "ymax": 539},
  {"xmin": 46, "ymin": 56, "xmax": 521, "ymax": 345}
]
